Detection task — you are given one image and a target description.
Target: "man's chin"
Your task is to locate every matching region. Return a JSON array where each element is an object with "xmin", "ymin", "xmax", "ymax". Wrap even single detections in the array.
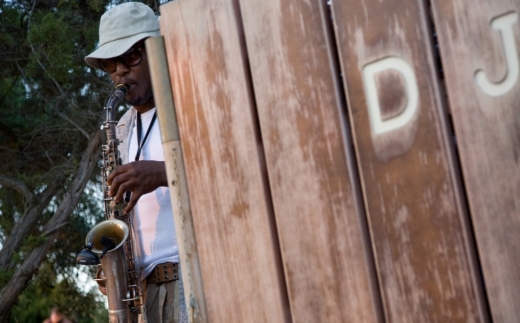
[
  {"xmin": 125, "ymin": 95, "xmax": 144, "ymax": 107},
  {"xmin": 127, "ymin": 92, "xmax": 153, "ymax": 107},
  {"xmin": 126, "ymin": 100, "xmax": 153, "ymax": 109}
]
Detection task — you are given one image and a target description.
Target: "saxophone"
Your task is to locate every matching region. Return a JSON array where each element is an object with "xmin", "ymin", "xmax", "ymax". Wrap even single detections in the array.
[{"xmin": 77, "ymin": 84, "xmax": 146, "ymax": 323}]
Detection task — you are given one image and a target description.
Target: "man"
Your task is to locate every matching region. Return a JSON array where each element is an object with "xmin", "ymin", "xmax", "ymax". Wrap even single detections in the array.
[{"xmin": 84, "ymin": 2, "xmax": 187, "ymax": 322}]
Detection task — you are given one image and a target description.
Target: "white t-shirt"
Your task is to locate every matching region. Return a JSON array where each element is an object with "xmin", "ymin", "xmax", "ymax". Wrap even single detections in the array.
[{"xmin": 128, "ymin": 107, "xmax": 179, "ymax": 280}]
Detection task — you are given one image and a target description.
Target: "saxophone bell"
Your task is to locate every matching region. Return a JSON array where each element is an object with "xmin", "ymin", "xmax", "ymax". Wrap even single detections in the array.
[{"xmin": 84, "ymin": 219, "xmax": 129, "ymax": 255}]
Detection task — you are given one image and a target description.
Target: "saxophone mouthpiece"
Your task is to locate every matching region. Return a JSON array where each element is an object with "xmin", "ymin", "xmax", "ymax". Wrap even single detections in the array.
[
  {"xmin": 116, "ymin": 83, "xmax": 127, "ymax": 89},
  {"xmin": 111, "ymin": 84, "xmax": 128, "ymax": 104},
  {"xmin": 115, "ymin": 84, "xmax": 128, "ymax": 94}
]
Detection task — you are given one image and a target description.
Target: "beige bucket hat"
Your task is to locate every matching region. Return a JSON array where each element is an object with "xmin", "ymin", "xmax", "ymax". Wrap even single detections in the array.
[{"xmin": 85, "ymin": 2, "xmax": 160, "ymax": 70}]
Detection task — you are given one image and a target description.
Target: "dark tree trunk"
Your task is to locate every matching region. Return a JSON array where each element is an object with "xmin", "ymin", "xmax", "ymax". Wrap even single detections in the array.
[{"xmin": 0, "ymin": 131, "xmax": 102, "ymax": 320}]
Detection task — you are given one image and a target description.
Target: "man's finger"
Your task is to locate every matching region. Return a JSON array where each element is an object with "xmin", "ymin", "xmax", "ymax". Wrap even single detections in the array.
[
  {"xmin": 124, "ymin": 196, "xmax": 139, "ymax": 214},
  {"xmin": 114, "ymin": 181, "xmax": 133, "ymax": 203},
  {"xmin": 107, "ymin": 167, "xmax": 121, "ymax": 185},
  {"xmin": 107, "ymin": 164, "xmax": 130, "ymax": 185}
]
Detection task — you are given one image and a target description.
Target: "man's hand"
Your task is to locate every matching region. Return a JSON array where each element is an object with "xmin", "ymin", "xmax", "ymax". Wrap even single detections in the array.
[{"xmin": 107, "ymin": 160, "xmax": 168, "ymax": 213}]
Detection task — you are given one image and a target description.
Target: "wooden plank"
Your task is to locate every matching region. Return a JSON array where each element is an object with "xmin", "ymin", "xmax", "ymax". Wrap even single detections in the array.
[
  {"xmin": 159, "ymin": 1, "xmax": 290, "ymax": 322},
  {"xmin": 430, "ymin": 1, "xmax": 520, "ymax": 322},
  {"xmin": 331, "ymin": 0, "xmax": 489, "ymax": 322},
  {"xmin": 146, "ymin": 36, "xmax": 207, "ymax": 323},
  {"xmin": 239, "ymin": 1, "xmax": 383, "ymax": 322}
]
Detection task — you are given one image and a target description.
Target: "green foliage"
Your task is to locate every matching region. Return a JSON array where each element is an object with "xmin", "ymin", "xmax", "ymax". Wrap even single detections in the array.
[
  {"xmin": 0, "ymin": 268, "xmax": 15, "ymax": 288},
  {"xmin": 0, "ymin": 0, "xmax": 119, "ymax": 320},
  {"xmin": 26, "ymin": 12, "xmax": 74, "ymax": 83},
  {"xmin": 21, "ymin": 234, "xmax": 48, "ymax": 253},
  {"xmin": 52, "ymin": 184, "xmax": 105, "ymax": 276},
  {"xmin": 11, "ymin": 262, "xmax": 108, "ymax": 323},
  {"xmin": 86, "ymin": 0, "xmax": 106, "ymax": 13},
  {"xmin": 1, "ymin": 0, "xmax": 174, "ymax": 319},
  {"xmin": 0, "ymin": 0, "xmax": 108, "ymax": 187}
]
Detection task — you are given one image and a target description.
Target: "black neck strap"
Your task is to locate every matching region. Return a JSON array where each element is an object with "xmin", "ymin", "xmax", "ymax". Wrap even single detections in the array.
[{"xmin": 134, "ymin": 110, "xmax": 157, "ymax": 162}]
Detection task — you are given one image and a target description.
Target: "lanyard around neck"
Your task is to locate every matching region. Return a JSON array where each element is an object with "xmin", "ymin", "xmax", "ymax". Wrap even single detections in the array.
[{"xmin": 134, "ymin": 110, "xmax": 157, "ymax": 162}]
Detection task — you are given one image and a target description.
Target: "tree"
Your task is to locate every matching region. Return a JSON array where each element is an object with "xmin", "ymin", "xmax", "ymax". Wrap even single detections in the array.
[
  {"xmin": 0, "ymin": 0, "xmax": 115, "ymax": 321},
  {"xmin": 11, "ymin": 262, "xmax": 108, "ymax": 323},
  {"xmin": 1, "ymin": 0, "xmax": 169, "ymax": 319}
]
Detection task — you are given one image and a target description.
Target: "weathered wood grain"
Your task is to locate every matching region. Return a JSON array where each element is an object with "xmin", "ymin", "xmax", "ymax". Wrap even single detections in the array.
[
  {"xmin": 146, "ymin": 36, "xmax": 207, "ymax": 323},
  {"xmin": 238, "ymin": 0, "xmax": 383, "ymax": 322},
  {"xmin": 159, "ymin": 1, "xmax": 290, "ymax": 322},
  {"xmin": 331, "ymin": 0, "xmax": 489, "ymax": 322},
  {"xmin": 430, "ymin": 1, "xmax": 520, "ymax": 322}
]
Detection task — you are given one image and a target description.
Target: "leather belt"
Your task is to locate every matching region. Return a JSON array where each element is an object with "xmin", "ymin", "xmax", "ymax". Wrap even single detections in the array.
[{"xmin": 146, "ymin": 262, "xmax": 179, "ymax": 285}]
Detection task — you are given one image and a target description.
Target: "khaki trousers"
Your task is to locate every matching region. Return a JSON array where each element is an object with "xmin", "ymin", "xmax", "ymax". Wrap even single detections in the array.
[{"xmin": 142, "ymin": 278, "xmax": 181, "ymax": 323}]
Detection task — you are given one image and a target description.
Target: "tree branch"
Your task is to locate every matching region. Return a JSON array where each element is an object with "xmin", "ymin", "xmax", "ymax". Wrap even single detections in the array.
[
  {"xmin": 56, "ymin": 111, "xmax": 90, "ymax": 140},
  {"xmin": 0, "ymin": 176, "xmax": 61, "ymax": 271},
  {"xmin": 0, "ymin": 130, "xmax": 102, "ymax": 315},
  {"xmin": 0, "ymin": 175, "xmax": 35, "ymax": 207}
]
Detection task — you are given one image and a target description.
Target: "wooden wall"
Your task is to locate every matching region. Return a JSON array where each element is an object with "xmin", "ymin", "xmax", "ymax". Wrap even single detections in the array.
[
  {"xmin": 151, "ymin": 0, "xmax": 520, "ymax": 322},
  {"xmin": 431, "ymin": 1, "xmax": 520, "ymax": 322}
]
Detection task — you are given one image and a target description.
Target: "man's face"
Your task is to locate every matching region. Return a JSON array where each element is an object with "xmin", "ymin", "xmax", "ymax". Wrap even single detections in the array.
[{"xmin": 106, "ymin": 41, "xmax": 154, "ymax": 109}]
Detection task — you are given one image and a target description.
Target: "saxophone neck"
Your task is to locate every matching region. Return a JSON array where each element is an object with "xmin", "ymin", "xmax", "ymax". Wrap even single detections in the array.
[
  {"xmin": 102, "ymin": 84, "xmax": 128, "ymax": 149},
  {"xmin": 105, "ymin": 84, "xmax": 128, "ymax": 122}
]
